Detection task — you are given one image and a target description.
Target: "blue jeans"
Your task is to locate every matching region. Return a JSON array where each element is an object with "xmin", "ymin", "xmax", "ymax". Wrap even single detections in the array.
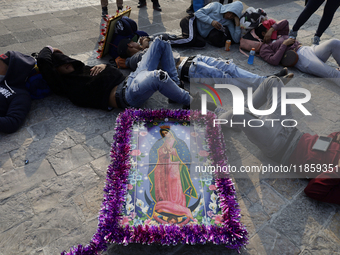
[
  {"xmin": 188, "ymin": 55, "xmax": 267, "ymax": 90},
  {"xmin": 125, "ymin": 37, "xmax": 190, "ymax": 107}
]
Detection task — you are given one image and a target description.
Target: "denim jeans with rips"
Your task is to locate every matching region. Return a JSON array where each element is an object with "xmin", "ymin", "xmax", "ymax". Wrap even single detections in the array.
[{"xmin": 125, "ymin": 37, "xmax": 190, "ymax": 107}]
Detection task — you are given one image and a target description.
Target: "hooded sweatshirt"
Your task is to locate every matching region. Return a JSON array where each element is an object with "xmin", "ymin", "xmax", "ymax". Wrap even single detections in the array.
[
  {"xmin": 259, "ymin": 20, "xmax": 301, "ymax": 66},
  {"xmin": 195, "ymin": 1, "xmax": 243, "ymax": 42},
  {"xmin": 0, "ymin": 51, "xmax": 35, "ymax": 133},
  {"xmin": 37, "ymin": 47, "xmax": 126, "ymax": 110}
]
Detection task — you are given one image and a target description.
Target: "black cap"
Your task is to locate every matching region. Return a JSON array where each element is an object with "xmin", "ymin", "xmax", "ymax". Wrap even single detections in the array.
[
  {"xmin": 0, "ymin": 52, "xmax": 10, "ymax": 65},
  {"xmin": 117, "ymin": 38, "xmax": 132, "ymax": 59}
]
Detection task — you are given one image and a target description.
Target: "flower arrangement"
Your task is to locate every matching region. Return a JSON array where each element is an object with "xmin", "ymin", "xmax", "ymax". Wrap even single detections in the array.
[{"xmin": 62, "ymin": 109, "xmax": 248, "ymax": 255}]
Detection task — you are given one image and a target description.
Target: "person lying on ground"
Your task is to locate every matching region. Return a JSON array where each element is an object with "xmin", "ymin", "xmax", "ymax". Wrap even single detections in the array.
[
  {"xmin": 195, "ymin": 1, "xmax": 243, "ymax": 47},
  {"xmin": 37, "ymin": 38, "xmax": 210, "ymax": 111},
  {"xmin": 117, "ymin": 36, "xmax": 292, "ymax": 91},
  {"xmin": 0, "ymin": 51, "xmax": 35, "ymax": 134},
  {"xmin": 217, "ymin": 76, "xmax": 340, "ymax": 205},
  {"xmin": 169, "ymin": 1, "xmax": 243, "ymax": 48},
  {"xmin": 255, "ymin": 19, "xmax": 340, "ymax": 82}
]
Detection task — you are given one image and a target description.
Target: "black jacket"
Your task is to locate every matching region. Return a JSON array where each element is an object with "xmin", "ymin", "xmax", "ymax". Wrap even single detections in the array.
[
  {"xmin": 37, "ymin": 47, "xmax": 126, "ymax": 110},
  {"xmin": 0, "ymin": 51, "xmax": 35, "ymax": 134}
]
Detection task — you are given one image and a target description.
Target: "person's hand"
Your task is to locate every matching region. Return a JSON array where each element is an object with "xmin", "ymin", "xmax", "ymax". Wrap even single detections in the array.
[
  {"xmin": 283, "ymin": 38, "xmax": 295, "ymax": 46},
  {"xmin": 234, "ymin": 16, "xmax": 240, "ymax": 27},
  {"xmin": 52, "ymin": 48, "xmax": 63, "ymax": 54},
  {"xmin": 211, "ymin": 20, "xmax": 222, "ymax": 30},
  {"xmin": 90, "ymin": 64, "xmax": 106, "ymax": 76},
  {"xmin": 140, "ymin": 37, "xmax": 150, "ymax": 49},
  {"xmin": 263, "ymin": 27, "xmax": 275, "ymax": 43},
  {"xmin": 139, "ymin": 36, "xmax": 148, "ymax": 44}
]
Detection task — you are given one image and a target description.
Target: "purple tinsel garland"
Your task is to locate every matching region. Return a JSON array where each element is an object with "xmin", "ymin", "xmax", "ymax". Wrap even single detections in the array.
[{"xmin": 61, "ymin": 109, "xmax": 248, "ymax": 255}]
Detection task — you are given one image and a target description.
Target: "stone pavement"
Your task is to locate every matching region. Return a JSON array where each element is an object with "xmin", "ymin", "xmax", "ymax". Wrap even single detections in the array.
[{"xmin": 0, "ymin": 0, "xmax": 340, "ymax": 254}]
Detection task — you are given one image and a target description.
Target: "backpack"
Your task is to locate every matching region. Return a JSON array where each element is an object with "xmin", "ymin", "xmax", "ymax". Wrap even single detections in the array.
[
  {"xmin": 240, "ymin": 7, "xmax": 267, "ymax": 36},
  {"xmin": 108, "ymin": 16, "xmax": 148, "ymax": 59},
  {"xmin": 239, "ymin": 29, "xmax": 263, "ymax": 57},
  {"xmin": 193, "ymin": 0, "xmax": 212, "ymax": 12}
]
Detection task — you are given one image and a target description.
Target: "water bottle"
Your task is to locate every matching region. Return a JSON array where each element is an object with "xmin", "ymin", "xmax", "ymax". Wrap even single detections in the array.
[{"xmin": 247, "ymin": 48, "xmax": 255, "ymax": 65}]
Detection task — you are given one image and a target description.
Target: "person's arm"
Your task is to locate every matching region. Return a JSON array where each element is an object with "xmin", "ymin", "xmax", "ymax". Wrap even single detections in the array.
[
  {"xmin": 263, "ymin": 27, "xmax": 275, "ymax": 43},
  {"xmin": 37, "ymin": 46, "xmax": 65, "ymax": 95},
  {"xmin": 272, "ymin": 19, "xmax": 289, "ymax": 35},
  {"xmin": 195, "ymin": 2, "xmax": 219, "ymax": 27},
  {"xmin": 262, "ymin": 19, "xmax": 277, "ymax": 43},
  {"xmin": 259, "ymin": 38, "xmax": 295, "ymax": 66},
  {"xmin": 0, "ymin": 91, "xmax": 31, "ymax": 134},
  {"xmin": 225, "ymin": 16, "xmax": 241, "ymax": 43},
  {"xmin": 125, "ymin": 49, "xmax": 148, "ymax": 71}
]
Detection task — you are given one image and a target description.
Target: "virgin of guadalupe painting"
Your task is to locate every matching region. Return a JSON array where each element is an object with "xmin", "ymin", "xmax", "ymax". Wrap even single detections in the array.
[
  {"xmin": 146, "ymin": 125, "xmax": 198, "ymax": 226},
  {"xmin": 123, "ymin": 120, "xmax": 223, "ymax": 228}
]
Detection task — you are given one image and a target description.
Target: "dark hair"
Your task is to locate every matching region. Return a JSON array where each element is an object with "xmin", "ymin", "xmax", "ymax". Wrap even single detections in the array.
[
  {"xmin": 117, "ymin": 38, "xmax": 132, "ymax": 58},
  {"xmin": 255, "ymin": 23, "xmax": 267, "ymax": 40},
  {"xmin": 167, "ymin": 215, "xmax": 178, "ymax": 223},
  {"xmin": 160, "ymin": 125, "xmax": 171, "ymax": 137}
]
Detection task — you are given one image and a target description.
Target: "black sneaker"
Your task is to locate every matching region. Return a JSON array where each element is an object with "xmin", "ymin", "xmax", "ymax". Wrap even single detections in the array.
[
  {"xmin": 102, "ymin": 7, "xmax": 108, "ymax": 17},
  {"xmin": 273, "ymin": 67, "xmax": 288, "ymax": 77},
  {"xmin": 137, "ymin": 1, "xmax": 147, "ymax": 8},
  {"xmin": 152, "ymin": 0, "xmax": 162, "ymax": 11}
]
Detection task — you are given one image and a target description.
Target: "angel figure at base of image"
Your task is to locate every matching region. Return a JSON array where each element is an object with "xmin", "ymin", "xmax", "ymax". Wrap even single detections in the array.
[{"xmin": 145, "ymin": 125, "xmax": 200, "ymax": 226}]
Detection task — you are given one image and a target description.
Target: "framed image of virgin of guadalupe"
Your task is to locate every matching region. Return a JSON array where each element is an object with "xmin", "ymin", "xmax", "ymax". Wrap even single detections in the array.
[
  {"xmin": 97, "ymin": 7, "xmax": 131, "ymax": 58},
  {"xmin": 138, "ymin": 124, "xmax": 197, "ymax": 226},
  {"xmin": 62, "ymin": 109, "xmax": 247, "ymax": 255}
]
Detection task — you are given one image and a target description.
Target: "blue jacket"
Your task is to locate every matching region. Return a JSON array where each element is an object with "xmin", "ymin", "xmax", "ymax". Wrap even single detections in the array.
[{"xmin": 195, "ymin": 1, "xmax": 243, "ymax": 42}]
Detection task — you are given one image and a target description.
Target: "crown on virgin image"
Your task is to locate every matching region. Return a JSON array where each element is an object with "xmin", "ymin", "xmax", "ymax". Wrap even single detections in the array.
[{"xmin": 160, "ymin": 125, "xmax": 170, "ymax": 130}]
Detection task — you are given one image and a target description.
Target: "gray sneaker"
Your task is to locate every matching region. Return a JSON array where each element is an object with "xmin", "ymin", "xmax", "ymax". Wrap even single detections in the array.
[
  {"xmin": 312, "ymin": 36, "xmax": 320, "ymax": 45},
  {"xmin": 288, "ymin": 29, "xmax": 297, "ymax": 39}
]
